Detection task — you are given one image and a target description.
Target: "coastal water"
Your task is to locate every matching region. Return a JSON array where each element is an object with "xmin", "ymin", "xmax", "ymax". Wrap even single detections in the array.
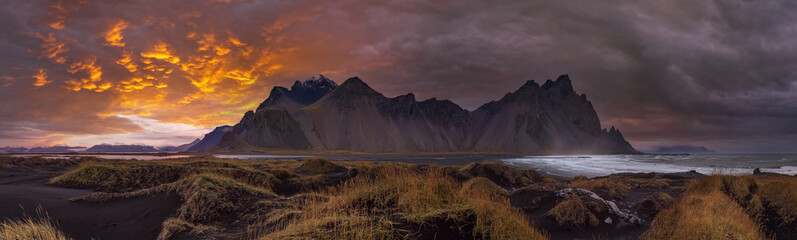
[
  {"xmin": 501, "ymin": 154, "xmax": 797, "ymax": 177},
  {"xmin": 8, "ymin": 153, "xmax": 797, "ymax": 178},
  {"xmin": 216, "ymin": 153, "xmax": 797, "ymax": 177}
]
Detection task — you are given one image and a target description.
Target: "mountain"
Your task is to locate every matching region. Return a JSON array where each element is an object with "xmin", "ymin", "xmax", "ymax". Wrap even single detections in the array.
[
  {"xmin": 86, "ymin": 144, "xmax": 158, "ymax": 152},
  {"xmin": 649, "ymin": 145, "xmax": 717, "ymax": 154},
  {"xmin": 187, "ymin": 126, "xmax": 233, "ymax": 152},
  {"xmin": 28, "ymin": 146, "xmax": 86, "ymax": 153},
  {"xmin": 160, "ymin": 139, "xmax": 202, "ymax": 152},
  {"xmin": 207, "ymin": 75, "xmax": 637, "ymax": 154},
  {"xmin": 175, "ymin": 139, "xmax": 201, "ymax": 152},
  {"xmin": 0, "ymin": 146, "xmax": 28, "ymax": 153}
]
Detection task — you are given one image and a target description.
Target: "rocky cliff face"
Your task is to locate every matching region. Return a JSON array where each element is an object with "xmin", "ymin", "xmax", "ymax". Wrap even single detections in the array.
[
  {"xmin": 199, "ymin": 75, "xmax": 636, "ymax": 153},
  {"xmin": 470, "ymin": 75, "xmax": 633, "ymax": 153}
]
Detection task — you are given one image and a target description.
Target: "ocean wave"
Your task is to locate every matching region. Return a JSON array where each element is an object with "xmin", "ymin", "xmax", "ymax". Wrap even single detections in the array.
[{"xmin": 501, "ymin": 154, "xmax": 797, "ymax": 177}]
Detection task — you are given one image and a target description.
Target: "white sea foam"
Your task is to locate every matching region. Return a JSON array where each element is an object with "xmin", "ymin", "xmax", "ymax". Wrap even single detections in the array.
[{"xmin": 501, "ymin": 154, "xmax": 797, "ymax": 177}]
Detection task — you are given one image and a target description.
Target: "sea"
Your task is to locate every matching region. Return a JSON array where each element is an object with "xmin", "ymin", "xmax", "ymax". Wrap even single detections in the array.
[{"xmin": 7, "ymin": 153, "xmax": 797, "ymax": 178}]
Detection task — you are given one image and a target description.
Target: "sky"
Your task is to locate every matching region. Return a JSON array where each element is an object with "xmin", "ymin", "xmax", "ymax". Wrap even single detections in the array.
[{"xmin": 0, "ymin": 0, "xmax": 796, "ymax": 152}]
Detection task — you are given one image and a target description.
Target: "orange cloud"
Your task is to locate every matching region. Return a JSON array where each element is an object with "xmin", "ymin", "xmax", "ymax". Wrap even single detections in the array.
[
  {"xmin": 33, "ymin": 33, "xmax": 68, "ymax": 63},
  {"xmin": 32, "ymin": 69, "xmax": 50, "ymax": 87},
  {"xmin": 141, "ymin": 42, "xmax": 180, "ymax": 64},
  {"xmin": 104, "ymin": 20, "xmax": 129, "ymax": 47},
  {"xmin": 46, "ymin": 0, "xmax": 68, "ymax": 30},
  {"xmin": 116, "ymin": 51, "xmax": 138, "ymax": 72},
  {"xmin": 66, "ymin": 57, "xmax": 110, "ymax": 92}
]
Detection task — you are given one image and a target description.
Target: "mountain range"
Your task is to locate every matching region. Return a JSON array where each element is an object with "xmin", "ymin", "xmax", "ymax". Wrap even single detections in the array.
[
  {"xmin": 649, "ymin": 145, "xmax": 717, "ymax": 154},
  {"xmin": 85, "ymin": 144, "xmax": 158, "ymax": 152},
  {"xmin": 193, "ymin": 75, "xmax": 637, "ymax": 154}
]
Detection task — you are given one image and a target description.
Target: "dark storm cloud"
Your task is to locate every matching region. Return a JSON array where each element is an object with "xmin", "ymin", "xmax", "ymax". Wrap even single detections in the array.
[{"xmin": 0, "ymin": 0, "xmax": 795, "ymax": 151}]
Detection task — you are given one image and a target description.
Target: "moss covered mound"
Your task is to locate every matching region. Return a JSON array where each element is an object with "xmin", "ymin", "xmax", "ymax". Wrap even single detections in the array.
[
  {"xmin": 462, "ymin": 177, "xmax": 507, "ymax": 197},
  {"xmin": 298, "ymin": 158, "xmax": 346, "ymax": 174}
]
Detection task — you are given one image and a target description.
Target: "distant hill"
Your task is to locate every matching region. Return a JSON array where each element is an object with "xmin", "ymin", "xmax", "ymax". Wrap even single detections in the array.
[
  {"xmin": 0, "ymin": 146, "xmax": 28, "ymax": 153},
  {"xmin": 86, "ymin": 144, "xmax": 158, "ymax": 152},
  {"xmin": 195, "ymin": 75, "xmax": 637, "ymax": 154},
  {"xmin": 649, "ymin": 145, "xmax": 717, "ymax": 154},
  {"xmin": 158, "ymin": 139, "xmax": 201, "ymax": 152},
  {"xmin": 175, "ymin": 139, "xmax": 201, "ymax": 151},
  {"xmin": 28, "ymin": 146, "xmax": 86, "ymax": 153}
]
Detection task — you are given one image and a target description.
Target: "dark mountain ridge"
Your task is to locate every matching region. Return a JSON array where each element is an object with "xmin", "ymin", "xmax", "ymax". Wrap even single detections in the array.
[
  {"xmin": 187, "ymin": 126, "xmax": 233, "ymax": 152},
  {"xmin": 201, "ymin": 75, "xmax": 637, "ymax": 154},
  {"xmin": 86, "ymin": 144, "xmax": 158, "ymax": 152}
]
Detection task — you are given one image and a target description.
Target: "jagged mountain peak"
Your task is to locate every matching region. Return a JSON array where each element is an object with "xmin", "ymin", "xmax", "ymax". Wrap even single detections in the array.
[
  {"xmin": 256, "ymin": 87, "xmax": 291, "ymax": 110},
  {"xmin": 541, "ymin": 74, "xmax": 574, "ymax": 92},
  {"xmin": 331, "ymin": 77, "xmax": 384, "ymax": 101},
  {"xmin": 257, "ymin": 75, "xmax": 339, "ymax": 110},
  {"xmin": 290, "ymin": 74, "xmax": 337, "ymax": 93}
]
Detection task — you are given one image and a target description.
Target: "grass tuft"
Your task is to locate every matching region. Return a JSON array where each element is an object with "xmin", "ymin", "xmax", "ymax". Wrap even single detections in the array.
[
  {"xmin": 0, "ymin": 216, "xmax": 71, "ymax": 240},
  {"xmin": 545, "ymin": 194, "xmax": 599, "ymax": 228},
  {"xmin": 462, "ymin": 177, "xmax": 507, "ymax": 197},
  {"xmin": 570, "ymin": 178, "xmax": 630, "ymax": 199}
]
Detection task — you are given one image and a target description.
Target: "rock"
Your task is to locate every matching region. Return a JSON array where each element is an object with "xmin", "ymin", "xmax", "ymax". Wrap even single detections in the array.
[
  {"xmin": 604, "ymin": 217, "xmax": 612, "ymax": 224},
  {"xmin": 556, "ymin": 188, "xmax": 643, "ymax": 226}
]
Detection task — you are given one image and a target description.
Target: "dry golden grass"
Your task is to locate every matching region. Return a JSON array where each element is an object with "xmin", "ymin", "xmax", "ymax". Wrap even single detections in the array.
[
  {"xmin": 157, "ymin": 217, "xmax": 218, "ymax": 240},
  {"xmin": 642, "ymin": 175, "xmax": 769, "ymax": 240},
  {"xmin": 43, "ymin": 157, "xmax": 556, "ymax": 239},
  {"xmin": 545, "ymin": 194, "xmax": 599, "ymax": 228},
  {"xmin": 755, "ymin": 176, "xmax": 797, "ymax": 225},
  {"xmin": 261, "ymin": 170, "xmax": 548, "ymax": 240},
  {"xmin": 641, "ymin": 192, "xmax": 674, "ymax": 214},
  {"xmin": 462, "ymin": 177, "xmax": 507, "ymax": 197},
  {"xmin": 0, "ymin": 216, "xmax": 71, "ymax": 240},
  {"xmin": 642, "ymin": 190, "xmax": 766, "ymax": 240},
  {"xmin": 570, "ymin": 178, "xmax": 630, "ymax": 199}
]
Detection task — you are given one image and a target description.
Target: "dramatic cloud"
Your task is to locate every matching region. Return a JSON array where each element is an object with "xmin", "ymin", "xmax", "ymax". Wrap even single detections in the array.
[{"xmin": 0, "ymin": 0, "xmax": 796, "ymax": 152}]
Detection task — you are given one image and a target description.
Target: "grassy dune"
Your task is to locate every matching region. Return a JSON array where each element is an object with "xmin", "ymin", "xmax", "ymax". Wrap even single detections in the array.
[
  {"xmin": 643, "ymin": 174, "xmax": 797, "ymax": 239},
  {"xmin": 34, "ymin": 157, "xmax": 551, "ymax": 239},
  {"xmin": 263, "ymin": 169, "xmax": 547, "ymax": 239},
  {"xmin": 5, "ymin": 155, "xmax": 797, "ymax": 239}
]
